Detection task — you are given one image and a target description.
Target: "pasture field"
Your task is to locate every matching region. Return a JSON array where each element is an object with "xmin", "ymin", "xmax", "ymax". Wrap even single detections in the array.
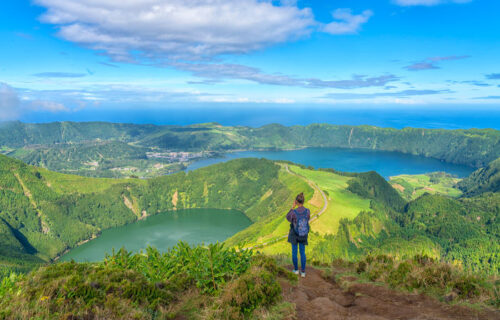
[
  {"xmin": 40, "ymin": 168, "xmax": 144, "ymax": 194},
  {"xmin": 389, "ymin": 172, "xmax": 462, "ymax": 200},
  {"xmin": 291, "ymin": 166, "xmax": 372, "ymax": 235},
  {"xmin": 235, "ymin": 164, "xmax": 372, "ymax": 253}
]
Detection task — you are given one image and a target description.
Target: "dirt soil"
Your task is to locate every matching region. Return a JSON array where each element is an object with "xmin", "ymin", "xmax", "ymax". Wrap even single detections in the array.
[{"xmin": 281, "ymin": 267, "xmax": 499, "ymax": 320}]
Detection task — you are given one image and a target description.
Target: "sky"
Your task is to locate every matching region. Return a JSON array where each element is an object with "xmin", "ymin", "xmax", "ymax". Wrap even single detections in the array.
[{"xmin": 0, "ymin": 0, "xmax": 499, "ymax": 124}]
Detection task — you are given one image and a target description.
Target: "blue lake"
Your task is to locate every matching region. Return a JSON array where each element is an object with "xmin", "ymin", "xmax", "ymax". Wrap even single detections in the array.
[{"xmin": 187, "ymin": 148, "xmax": 475, "ymax": 178}]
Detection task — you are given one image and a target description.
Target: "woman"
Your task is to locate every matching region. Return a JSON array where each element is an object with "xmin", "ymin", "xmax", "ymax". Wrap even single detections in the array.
[{"xmin": 286, "ymin": 192, "xmax": 310, "ymax": 278}]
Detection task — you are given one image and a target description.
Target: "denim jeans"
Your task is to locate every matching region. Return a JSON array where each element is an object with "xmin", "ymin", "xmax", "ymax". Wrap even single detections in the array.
[{"xmin": 291, "ymin": 242, "xmax": 306, "ymax": 272}]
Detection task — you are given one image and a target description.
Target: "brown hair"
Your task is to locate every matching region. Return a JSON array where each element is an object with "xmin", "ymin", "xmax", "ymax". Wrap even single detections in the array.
[{"xmin": 296, "ymin": 192, "xmax": 305, "ymax": 204}]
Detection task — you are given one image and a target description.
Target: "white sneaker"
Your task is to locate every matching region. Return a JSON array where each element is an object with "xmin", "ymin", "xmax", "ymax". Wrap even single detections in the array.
[
  {"xmin": 293, "ymin": 270, "xmax": 299, "ymax": 275},
  {"xmin": 300, "ymin": 271, "xmax": 306, "ymax": 278}
]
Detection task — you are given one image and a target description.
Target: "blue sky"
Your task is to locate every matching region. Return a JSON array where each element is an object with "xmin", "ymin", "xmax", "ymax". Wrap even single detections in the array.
[{"xmin": 0, "ymin": 0, "xmax": 499, "ymax": 122}]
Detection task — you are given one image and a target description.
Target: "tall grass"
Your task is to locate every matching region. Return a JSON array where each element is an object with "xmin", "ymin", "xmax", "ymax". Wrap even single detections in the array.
[
  {"xmin": 355, "ymin": 254, "xmax": 499, "ymax": 308},
  {"xmin": 0, "ymin": 242, "xmax": 285, "ymax": 319}
]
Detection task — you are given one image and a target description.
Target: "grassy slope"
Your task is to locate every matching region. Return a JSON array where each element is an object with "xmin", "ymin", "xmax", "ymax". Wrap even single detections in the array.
[
  {"xmin": 225, "ymin": 166, "xmax": 315, "ymax": 247},
  {"xmin": 292, "ymin": 166, "xmax": 372, "ymax": 235},
  {"xmin": 232, "ymin": 165, "xmax": 498, "ymax": 274},
  {"xmin": 226, "ymin": 165, "xmax": 373, "ymax": 257},
  {"xmin": 389, "ymin": 172, "xmax": 463, "ymax": 200}
]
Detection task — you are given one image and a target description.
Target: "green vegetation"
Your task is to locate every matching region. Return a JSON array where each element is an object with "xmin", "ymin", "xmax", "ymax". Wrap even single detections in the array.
[
  {"xmin": 1, "ymin": 152, "xmax": 498, "ymax": 276},
  {"xmin": 458, "ymin": 157, "xmax": 500, "ymax": 196},
  {"xmin": 0, "ymin": 154, "xmax": 293, "ymax": 274},
  {"xmin": 293, "ymin": 166, "xmax": 372, "ymax": 235},
  {"xmin": 1, "ymin": 121, "xmax": 499, "ymax": 316},
  {"xmin": 9, "ymin": 141, "xmax": 197, "ymax": 179},
  {"xmin": 234, "ymin": 165, "xmax": 499, "ymax": 276},
  {"xmin": 347, "ymin": 171, "xmax": 406, "ymax": 211},
  {"xmin": 352, "ymin": 254, "xmax": 499, "ymax": 307},
  {"xmin": 1, "ymin": 121, "xmax": 499, "ymax": 178},
  {"xmin": 0, "ymin": 243, "xmax": 291, "ymax": 319},
  {"xmin": 390, "ymin": 172, "xmax": 463, "ymax": 200},
  {"xmin": 0, "ymin": 151, "xmax": 499, "ymax": 316}
]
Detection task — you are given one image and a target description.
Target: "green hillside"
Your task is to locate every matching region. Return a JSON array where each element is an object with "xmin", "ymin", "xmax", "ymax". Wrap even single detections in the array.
[
  {"xmin": 228, "ymin": 164, "xmax": 499, "ymax": 275},
  {"xmin": 2, "ymin": 153, "xmax": 498, "ymax": 276},
  {"xmin": 0, "ymin": 153, "xmax": 499, "ymax": 317},
  {"xmin": 2, "ymin": 122, "xmax": 499, "ymax": 178},
  {"xmin": 2, "ymin": 151, "xmax": 499, "ymax": 276},
  {"xmin": 458, "ymin": 157, "xmax": 500, "ymax": 196},
  {"xmin": 0, "ymin": 154, "xmax": 294, "ymax": 273}
]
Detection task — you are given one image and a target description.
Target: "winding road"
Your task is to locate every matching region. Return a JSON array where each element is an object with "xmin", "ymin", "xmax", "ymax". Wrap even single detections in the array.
[
  {"xmin": 246, "ymin": 164, "xmax": 328, "ymax": 250},
  {"xmin": 284, "ymin": 165, "xmax": 328, "ymax": 222}
]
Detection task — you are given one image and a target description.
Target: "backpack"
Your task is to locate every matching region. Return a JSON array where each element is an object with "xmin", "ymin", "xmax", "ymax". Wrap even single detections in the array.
[{"xmin": 293, "ymin": 209, "xmax": 309, "ymax": 242}]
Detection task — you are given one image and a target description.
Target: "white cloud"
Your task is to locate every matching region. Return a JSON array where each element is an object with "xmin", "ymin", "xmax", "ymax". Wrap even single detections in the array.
[
  {"xmin": 175, "ymin": 62, "xmax": 398, "ymax": 88},
  {"xmin": 16, "ymin": 84, "xmax": 220, "ymax": 105},
  {"xmin": 0, "ymin": 83, "xmax": 21, "ymax": 121},
  {"xmin": 35, "ymin": 0, "xmax": 315, "ymax": 62},
  {"xmin": 29, "ymin": 100, "xmax": 69, "ymax": 112},
  {"xmin": 404, "ymin": 55, "xmax": 470, "ymax": 71},
  {"xmin": 322, "ymin": 9, "xmax": 373, "ymax": 35},
  {"xmin": 35, "ymin": 1, "xmax": 373, "ymax": 64},
  {"xmin": 0, "ymin": 82, "xmax": 70, "ymax": 119},
  {"xmin": 322, "ymin": 89, "xmax": 453, "ymax": 100},
  {"xmin": 393, "ymin": 0, "xmax": 472, "ymax": 6},
  {"xmin": 199, "ymin": 95, "xmax": 295, "ymax": 104}
]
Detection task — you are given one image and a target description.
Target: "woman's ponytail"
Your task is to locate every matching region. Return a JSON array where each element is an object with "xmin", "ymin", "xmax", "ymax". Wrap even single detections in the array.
[{"xmin": 296, "ymin": 192, "xmax": 305, "ymax": 204}]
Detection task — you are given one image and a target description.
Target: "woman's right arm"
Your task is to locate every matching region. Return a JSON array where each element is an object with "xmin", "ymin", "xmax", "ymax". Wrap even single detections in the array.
[{"xmin": 287, "ymin": 200, "xmax": 298, "ymax": 221}]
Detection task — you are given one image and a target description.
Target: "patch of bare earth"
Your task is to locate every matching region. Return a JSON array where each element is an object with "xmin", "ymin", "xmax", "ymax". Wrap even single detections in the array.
[
  {"xmin": 123, "ymin": 196, "xmax": 136, "ymax": 213},
  {"xmin": 281, "ymin": 267, "xmax": 499, "ymax": 320},
  {"xmin": 13, "ymin": 172, "xmax": 50, "ymax": 234},
  {"xmin": 172, "ymin": 190, "xmax": 178, "ymax": 207},
  {"xmin": 391, "ymin": 183, "xmax": 405, "ymax": 192}
]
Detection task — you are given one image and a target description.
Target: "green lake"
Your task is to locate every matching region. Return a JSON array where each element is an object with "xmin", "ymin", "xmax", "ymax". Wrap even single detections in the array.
[{"xmin": 60, "ymin": 209, "xmax": 251, "ymax": 262}]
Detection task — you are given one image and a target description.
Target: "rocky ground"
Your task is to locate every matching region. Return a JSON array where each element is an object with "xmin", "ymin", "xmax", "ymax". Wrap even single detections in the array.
[{"xmin": 281, "ymin": 267, "xmax": 499, "ymax": 320}]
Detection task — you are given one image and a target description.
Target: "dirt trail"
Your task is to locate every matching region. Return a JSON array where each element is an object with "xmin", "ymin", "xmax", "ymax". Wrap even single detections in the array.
[
  {"xmin": 281, "ymin": 267, "xmax": 499, "ymax": 320},
  {"xmin": 284, "ymin": 164, "xmax": 328, "ymax": 221}
]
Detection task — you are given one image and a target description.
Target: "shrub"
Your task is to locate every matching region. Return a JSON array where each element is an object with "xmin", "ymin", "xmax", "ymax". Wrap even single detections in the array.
[
  {"xmin": 214, "ymin": 257, "xmax": 282, "ymax": 319},
  {"xmin": 452, "ymin": 275, "xmax": 482, "ymax": 299},
  {"xmin": 0, "ymin": 272, "xmax": 22, "ymax": 300},
  {"xmin": 0, "ymin": 262, "xmax": 172, "ymax": 319},
  {"xmin": 0, "ymin": 242, "xmax": 288, "ymax": 319},
  {"xmin": 104, "ymin": 241, "xmax": 254, "ymax": 294}
]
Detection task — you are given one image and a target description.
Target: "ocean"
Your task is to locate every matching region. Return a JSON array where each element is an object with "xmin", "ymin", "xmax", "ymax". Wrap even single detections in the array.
[{"xmin": 21, "ymin": 106, "xmax": 500, "ymax": 129}]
